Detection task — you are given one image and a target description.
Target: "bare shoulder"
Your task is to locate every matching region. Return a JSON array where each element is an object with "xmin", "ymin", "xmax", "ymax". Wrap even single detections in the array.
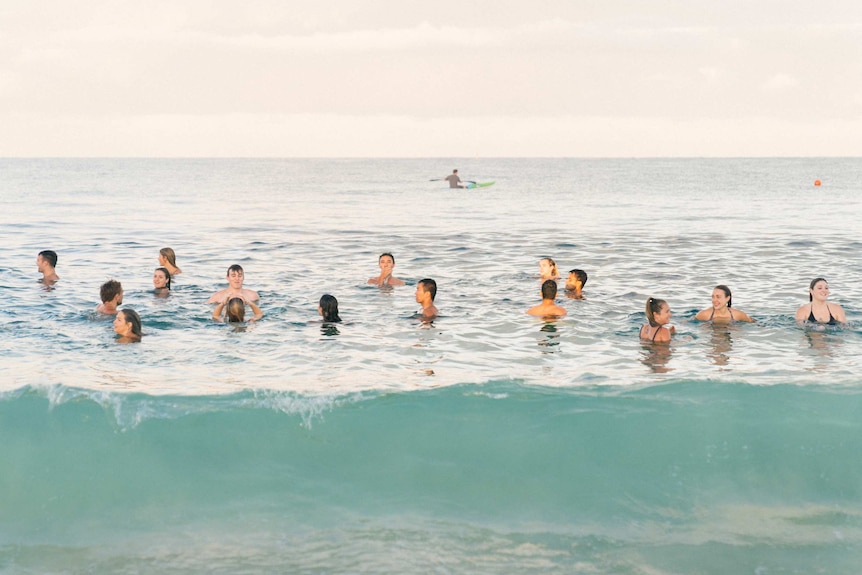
[
  {"xmin": 694, "ymin": 308, "xmax": 711, "ymax": 321},
  {"xmin": 795, "ymin": 304, "xmax": 811, "ymax": 321},
  {"xmin": 244, "ymin": 288, "xmax": 260, "ymax": 301},
  {"xmin": 389, "ymin": 277, "xmax": 406, "ymax": 286},
  {"xmin": 735, "ymin": 309, "xmax": 755, "ymax": 322},
  {"xmin": 829, "ymin": 303, "xmax": 847, "ymax": 322}
]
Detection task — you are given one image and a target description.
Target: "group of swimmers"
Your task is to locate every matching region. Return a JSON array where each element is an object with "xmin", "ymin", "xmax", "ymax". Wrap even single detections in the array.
[{"xmin": 35, "ymin": 249, "xmax": 848, "ymax": 345}]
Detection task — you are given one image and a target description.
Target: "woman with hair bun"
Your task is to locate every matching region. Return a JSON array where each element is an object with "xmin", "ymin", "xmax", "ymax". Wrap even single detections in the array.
[{"xmin": 640, "ymin": 297, "xmax": 675, "ymax": 343}]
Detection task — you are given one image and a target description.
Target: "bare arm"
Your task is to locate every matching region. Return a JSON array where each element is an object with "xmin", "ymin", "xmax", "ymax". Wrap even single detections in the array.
[
  {"xmin": 247, "ymin": 301, "xmax": 263, "ymax": 321},
  {"xmin": 212, "ymin": 301, "xmax": 226, "ymax": 321},
  {"xmin": 795, "ymin": 304, "xmax": 810, "ymax": 322}
]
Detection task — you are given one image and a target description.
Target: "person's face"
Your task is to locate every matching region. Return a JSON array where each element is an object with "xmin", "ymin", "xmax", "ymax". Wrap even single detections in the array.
[
  {"xmin": 227, "ymin": 269, "xmax": 244, "ymax": 289},
  {"xmin": 810, "ymin": 281, "xmax": 829, "ymax": 301},
  {"xmin": 539, "ymin": 259, "xmax": 551, "ymax": 276},
  {"xmin": 655, "ymin": 304, "xmax": 672, "ymax": 325},
  {"xmin": 566, "ymin": 273, "xmax": 581, "ymax": 291},
  {"xmin": 711, "ymin": 288, "xmax": 729, "ymax": 309},
  {"xmin": 415, "ymin": 284, "xmax": 426, "ymax": 304},
  {"xmin": 153, "ymin": 270, "xmax": 168, "ymax": 289},
  {"xmin": 36, "ymin": 254, "xmax": 44, "ymax": 270},
  {"xmin": 116, "ymin": 289, "xmax": 124, "ymax": 305},
  {"xmin": 158, "ymin": 253, "xmax": 166, "ymax": 266},
  {"xmin": 379, "ymin": 255, "xmax": 394, "ymax": 275},
  {"xmin": 113, "ymin": 312, "xmax": 129, "ymax": 335}
]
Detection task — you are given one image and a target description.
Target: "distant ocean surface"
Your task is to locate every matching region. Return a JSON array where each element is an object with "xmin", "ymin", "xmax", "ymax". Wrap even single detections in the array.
[{"xmin": 2, "ymin": 158, "xmax": 862, "ymax": 573}]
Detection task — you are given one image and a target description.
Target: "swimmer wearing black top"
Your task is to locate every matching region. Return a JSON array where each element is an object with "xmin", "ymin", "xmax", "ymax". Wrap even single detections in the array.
[
  {"xmin": 694, "ymin": 285, "xmax": 754, "ymax": 324},
  {"xmin": 640, "ymin": 297, "xmax": 675, "ymax": 343},
  {"xmin": 795, "ymin": 277, "xmax": 847, "ymax": 325}
]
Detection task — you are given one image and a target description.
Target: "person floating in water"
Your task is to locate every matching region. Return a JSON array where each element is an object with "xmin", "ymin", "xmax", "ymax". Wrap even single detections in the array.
[
  {"xmin": 367, "ymin": 253, "xmax": 405, "ymax": 287},
  {"xmin": 208, "ymin": 264, "xmax": 260, "ymax": 304},
  {"xmin": 159, "ymin": 247, "xmax": 182, "ymax": 276},
  {"xmin": 795, "ymin": 277, "xmax": 846, "ymax": 325},
  {"xmin": 318, "ymin": 294, "xmax": 342, "ymax": 323},
  {"xmin": 640, "ymin": 297, "xmax": 675, "ymax": 343},
  {"xmin": 445, "ymin": 169, "xmax": 465, "ymax": 189},
  {"xmin": 565, "ymin": 269, "xmax": 587, "ymax": 298},
  {"xmin": 527, "ymin": 280, "xmax": 567, "ymax": 318},
  {"xmin": 153, "ymin": 267, "xmax": 172, "ymax": 297},
  {"xmin": 37, "ymin": 250, "xmax": 59, "ymax": 285},
  {"xmin": 113, "ymin": 308, "xmax": 142, "ymax": 343},
  {"xmin": 96, "ymin": 280, "xmax": 123, "ymax": 315},
  {"xmin": 694, "ymin": 285, "xmax": 754, "ymax": 323},
  {"xmin": 415, "ymin": 278, "xmax": 438, "ymax": 322},
  {"xmin": 213, "ymin": 295, "xmax": 262, "ymax": 323}
]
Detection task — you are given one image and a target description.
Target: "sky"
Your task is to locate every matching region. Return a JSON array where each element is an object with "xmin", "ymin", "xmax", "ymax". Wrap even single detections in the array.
[{"xmin": 1, "ymin": 1, "xmax": 861, "ymax": 157}]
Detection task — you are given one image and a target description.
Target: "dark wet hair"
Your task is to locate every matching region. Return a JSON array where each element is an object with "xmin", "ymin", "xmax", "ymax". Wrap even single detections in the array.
[
  {"xmin": 541, "ymin": 279, "xmax": 558, "ymax": 300},
  {"xmin": 100, "ymin": 280, "xmax": 122, "ymax": 303},
  {"xmin": 419, "ymin": 278, "xmax": 437, "ymax": 301},
  {"xmin": 155, "ymin": 267, "xmax": 172, "ymax": 290},
  {"xmin": 645, "ymin": 297, "xmax": 668, "ymax": 327},
  {"xmin": 714, "ymin": 284, "xmax": 732, "ymax": 308},
  {"xmin": 225, "ymin": 298, "xmax": 245, "ymax": 322},
  {"xmin": 159, "ymin": 247, "xmax": 177, "ymax": 267},
  {"xmin": 808, "ymin": 277, "xmax": 828, "ymax": 302},
  {"xmin": 568, "ymin": 269, "xmax": 588, "ymax": 286},
  {"xmin": 39, "ymin": 250, "xmax": 58, "ymax": 268},
  {"xmin": 379, "ymin": 253, "xmax": 395, "ymax": 264},
  {"xmin": 227, "ymin": 264, "xmax": 244, "ymax": 276},
  {"xmin": 319, "ymin": 294, "xmax": 342, "ymax": 323},
  {"xmin": 119, "ymin": 308, "xmax": 142, "ymax": 337}
]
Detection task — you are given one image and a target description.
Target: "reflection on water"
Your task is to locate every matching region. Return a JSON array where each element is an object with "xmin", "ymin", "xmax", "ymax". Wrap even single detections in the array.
[
  {"xmin": 320, "ymin": 323, "xmax": 341, "ymax": 337},
  {"xmin": 804, "ymin": 329, "xmax": 844, "ymax": 372},
  {"xmin": 707, "ymin": 326, "xmax": 734, "ymax": 367},
  {"xmin": 640, "ymin": 342, "xmax": 673, "ymax": 373},
  {"xmin": 538, "ymin": 322, "xmax": 561, "ymax": 352}
]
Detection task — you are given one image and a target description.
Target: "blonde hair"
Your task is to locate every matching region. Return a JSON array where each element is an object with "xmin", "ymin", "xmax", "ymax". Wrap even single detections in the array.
[
  {"xmin": 541, "ymin": 257, "xmax": 559, "ymax": 278},
  {"xmin": 159, "ymin": 247, "xmax": 177, "ymax": 267}
]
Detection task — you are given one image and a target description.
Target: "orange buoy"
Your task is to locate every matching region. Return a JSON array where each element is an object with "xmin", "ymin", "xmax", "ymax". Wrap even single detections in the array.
[{"xmin": 814, "ymin": 180, "xmax": 821, "ymax": 186}]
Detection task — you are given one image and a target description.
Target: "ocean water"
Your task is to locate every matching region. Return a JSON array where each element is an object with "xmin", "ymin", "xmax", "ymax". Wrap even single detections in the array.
[{"xmin": 2, "ymin": 158, "xmax": 862, "ymax": 573}]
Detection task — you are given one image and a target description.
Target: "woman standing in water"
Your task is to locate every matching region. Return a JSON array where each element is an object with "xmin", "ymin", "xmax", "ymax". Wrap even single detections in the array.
[
  {"xmin": 640, "ymin": 297, "xmax": 675, "ymax": 343},
  {"xmin": 694, "ymin": 285, "xmax": 754, "ymax": 323},
  {"xmin": 538, "ymin": 257, "xmax": 560, "ymax": 281},
  {"xmin": 153, "ymin": 267, "xmax": 172, "ymax": 297},
  {"xmin": 795, "ymin": 277, "xmax": 847, "ymax": 325},
  {"xmin": 113, "ymin": 308, "xmax": 142, "ymax": 343}
]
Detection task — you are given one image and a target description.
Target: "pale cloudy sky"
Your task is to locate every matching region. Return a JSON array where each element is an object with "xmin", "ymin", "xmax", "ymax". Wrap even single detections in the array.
[{"xmin": 1, "ymin": 1, "xmax": 861, "ymax": 157}]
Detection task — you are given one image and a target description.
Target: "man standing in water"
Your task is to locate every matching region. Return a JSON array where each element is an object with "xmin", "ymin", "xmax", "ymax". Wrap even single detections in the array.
[
  {"xmin": 445, "ymin": 169, "xmax": 465, "ymax": 189},
  {"xmin": 37, "ymin": 250, "xmax": 59, "ymax": 285},
  {"xmin": 527, "ymin": 280, "xmax": 568, "ymax": 318},
  {"xmin": 208, "ymin": 264, "xmax": 260, "ymax": 304},
  {"xmin": 415, "ymin": 278, "xmax": 438, "ymax": 322}
]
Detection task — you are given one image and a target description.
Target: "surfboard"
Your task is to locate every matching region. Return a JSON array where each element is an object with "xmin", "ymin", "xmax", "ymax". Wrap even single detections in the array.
[{"xmin": 466, "ymin": 181, "xmax": 495, "ymax": 189}]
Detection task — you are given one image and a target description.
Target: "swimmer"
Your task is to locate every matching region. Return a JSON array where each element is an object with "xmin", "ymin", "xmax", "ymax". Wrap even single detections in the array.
[
  {"xmin": 795, "ymin": 277, "xmax": 847, "ymax": 325},
  {"xmin": 565, "ymin": 269, "xmax": 588, "ymax": 298},
  {"xmin": 367, "ymin": 253, "xmax": 405, "ymax": 287},
  {"xmin": 527, "ymin": 280, "xmax": 568, "ymax": 318},
  {"xmin": 415, "ymin": 278, "xmax": 438, "ymax": 322},
  {"xmin": 153, "ymin": 267, "xmax": 172, "ymax": 296},
  {"xmin": 96, "ymin": 280, "xmax": 123, "ymax": 315},
  {"xmin": 694, "ymin": 285, "xmax": 754, "ymax": 323},
  {"xmin": 208, "ymin": 264, "xmax": 260, "ymax": 304},
  {"xmin": 159, "ymin": 247, "xmax": 182, "ymax": 275},
  {"xmin": 318, "ymin": 294, "xmax": 342, "ymax": 323},
  {"xmin": 37, "ymin": 250, "xmax": 59, "ymax": 285},
  {"xmin": 640, "ymin": 297, "xmax": 675, "ymax": 343},
  {"xmin": 213, "ymin": 295, "xmax": 263, "ymax": 323},
  {"xmin": 539, "ymin": 257, "xmax": 560, "ymax": 281},
  {"xmin": 113, "ymin": 308, "xmax": 142, "ymax": 343}
]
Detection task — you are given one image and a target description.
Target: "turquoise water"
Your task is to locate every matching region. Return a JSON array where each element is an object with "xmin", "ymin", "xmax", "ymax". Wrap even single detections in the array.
[{"xmin": 2, "ymin": 158, "xmax": 862, "ymax": 573}]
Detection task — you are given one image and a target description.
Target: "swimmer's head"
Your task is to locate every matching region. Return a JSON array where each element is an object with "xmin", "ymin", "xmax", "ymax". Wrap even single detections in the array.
[
  {"xmin": 116, "ymin": 308, "xmax": 142, "ymax": 337},
  {"xmin": 418, "ymin": 278, "xmax": 437, "ymax": 302},
  {"xmin": 225, "ymin": 298, "xmax": 245, "ymax": 322},
  {"xmin": 100, "ymin": 280, "xmax": 123, "ymax": 304},
  {"xmin": 159, "ymin": 247, "xmax": 177, "ymax": 267},
  {"xmin": 319, "ymin": 294, "xmax": 342, "ymax": 323},
  {"xmin": 713, "ymin": 285, "xmax": 732, "ymax": 308},
  {"xmin": 809, "ymin": 277, "xmax": 828, "ymax": 302},
  {"xmin": 38, "ymin": 250, "xmax": 58, "ymax": 268},
  {"xmin": 645, "ymin": 297, "xmax": 669, "ymax": 327},
  {"xmin": 539, "ymin": 258, "xmax": 558, "ymax": 278},
  {"xmin": 541, "ymin": 279, "xmax": 558, "ymax": 300},
  {"xmin": 566, "ymin": 269, "xmax": 587, "ymax": 290},
  {"xmin": 154, "ymin": 267, "xmax": 171, "ymax": 290}
]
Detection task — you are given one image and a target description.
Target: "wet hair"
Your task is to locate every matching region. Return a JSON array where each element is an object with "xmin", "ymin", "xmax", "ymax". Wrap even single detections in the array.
[
  {"xmin": 225, "ymin": 298, "xmax": 245, "ymax": 322},
  {"xmin": 541, "ymin": 279, "xmax": 558, "ymax": 300},
  {"xmin": 319, "ymin": 294, "xmax": 342, "ymax": 323},
  {"xmin": 159, "ymin": 247, "xmax": 177, "ymax": 267},
  {"xmin": 714, "ymin": 284, "xmax": 732, "ymax": 308},
  {"xmin": 808, "ymin": 277, "xmax": 828, "ymax": 302},
  {"xmin": 155, "ymin": 267, "xmax": 172, "ymax": 290},
  {"xmin": 39, "ymin": 250, "xmax": 58, "ymax": 268},
  {"xmin": 227, "ymin": 264, "xmax": 244, "ymax": 276},
  {"xmin": 119, "ymin": 308, "xmax": 142, "ymax": 337},
  {"xmin": 568, "ymin": 269, "xmax": 588, "ymax": 286},
  {"xmin": 645, "ymin": 297, "xmax": 668, "ymax": 327},
  {"xmin": 541, "ymin": 257, "xmax": 559, "ymax": 277},
  {"xmin": 100, "ymin": 280, "xmax": 123, "ymax": 303},
  {"xmin": 418, "ymin": 278, "xmax": 437, "ymax": 301},
  {"xmin": 379, "ymin": 252, "xmax": 395, "ymax": 264}
]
